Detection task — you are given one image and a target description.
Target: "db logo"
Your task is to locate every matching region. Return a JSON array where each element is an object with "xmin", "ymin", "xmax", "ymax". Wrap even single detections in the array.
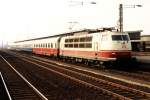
[{"xmin": 122, "ymin": 44, "xmax": 127, "ymax": 48}]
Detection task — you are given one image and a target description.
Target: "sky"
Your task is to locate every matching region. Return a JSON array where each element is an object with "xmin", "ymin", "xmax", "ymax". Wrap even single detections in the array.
[{"xmin": 0, "ymin": 0, "xmax": 148, "ymax": 44}]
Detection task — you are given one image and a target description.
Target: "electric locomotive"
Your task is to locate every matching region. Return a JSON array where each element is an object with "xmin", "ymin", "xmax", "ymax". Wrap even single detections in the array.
[
  {"xmin": 60, "ymin": 31, "xmax": 132, "ymax": 67},
  {"xmin": 10, "ymin": 29, "xmax": 135, "ymax": 68}
]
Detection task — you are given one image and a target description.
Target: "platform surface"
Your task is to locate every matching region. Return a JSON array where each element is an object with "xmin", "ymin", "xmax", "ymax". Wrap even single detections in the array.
[{"xmin": 132, "ymin": 52, "xmax": 150, "ymax": 64}]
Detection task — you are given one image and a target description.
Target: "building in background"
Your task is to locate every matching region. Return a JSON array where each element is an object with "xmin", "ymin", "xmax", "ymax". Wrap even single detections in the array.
[
  {"xmin": 140, "ymin": 35, "xmax": 150, "ymax": 51},
  {"xmin": 126, "ymin": 30, "xmax": 150, "ymax": 51},
  {"xmin": 127, "ymin": 30, "xmax": 142, "ymax": 51}
]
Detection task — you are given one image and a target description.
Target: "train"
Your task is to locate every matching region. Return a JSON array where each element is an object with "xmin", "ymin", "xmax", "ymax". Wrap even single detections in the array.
[{"xmin": 10, "ymin": 28, "xmax": 136, "ymax": 68}]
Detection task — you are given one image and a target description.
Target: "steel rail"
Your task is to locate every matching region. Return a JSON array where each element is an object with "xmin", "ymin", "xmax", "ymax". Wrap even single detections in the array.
[
  {"xmin": 22, "ymin": 57, "xmax": 150, "ymax": 98},
  {"xmin": 0, "ymin": 72, "xmax": 12, "ymax": 100},
  {"xmin": 31, "ymin": 55, "xmax": 150, "ymax": 88},
  {"xmin": 0, "ymin": 55, "xmax": 48, "ymax": 100},
  {"xmin": 5, "ymin": 51, "xmax": 150, "ymax": 99},
  {"xmin": 21, "ymin": 56, "xmax": 132, "ymax": 100}
]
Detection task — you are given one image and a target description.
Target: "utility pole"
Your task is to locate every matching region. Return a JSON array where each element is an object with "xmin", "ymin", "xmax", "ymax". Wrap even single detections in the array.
[
  {"xmin": 119, "ymin": 4, "xmax": 123, "ymax": 32},
  {"xmin": 118, "ymin": 4, "xmax": 142, "ymax": 32}
]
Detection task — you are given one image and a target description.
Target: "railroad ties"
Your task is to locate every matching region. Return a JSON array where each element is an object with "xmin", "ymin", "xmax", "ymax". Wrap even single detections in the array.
[
  {"xmin": 0, "ymin": 50, "xmax": 150, "ymax": 100},
  {"xmin": 0, "ymin": 52, "xmax": 48, "ymax": 100}
]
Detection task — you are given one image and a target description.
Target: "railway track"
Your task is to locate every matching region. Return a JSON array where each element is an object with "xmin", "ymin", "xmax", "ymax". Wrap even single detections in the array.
[
  {"xmin": 14, "ymin": 51, "xmax": 150, "ymax": 87},
  {"xmin": 1, "ymin": 51, "xmax": 116, "ymax": 99},
  {"xmin": 14, "ymin": 50, "xmax": 150, "ymax": 83},
  {"xmin": 0, "ymin": 53, "xmax": 48, "ymax": 100},
  {"xmin": 6, "ymin": 51, "xmax": 150, "ymax": 100},
  {"xmin": 26, "ymin": 51, "xmax": 150, "ymax": 84},
  {"xmin": 0, "ymin": 72, "xmax": 11, "ymax": 100}
]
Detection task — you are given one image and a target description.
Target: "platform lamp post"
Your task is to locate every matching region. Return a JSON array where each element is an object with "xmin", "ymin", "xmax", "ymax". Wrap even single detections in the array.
[
  {"xmin": 118, "ymin": 4, "xmax": 142, "ymax": 32},
  {"xmin": 69, "ymin": 1, "xmax": 96, "ymax": 6},
  {"xmin": 68, "ymin": 1, "xmax": 97, "ymax": 31}
]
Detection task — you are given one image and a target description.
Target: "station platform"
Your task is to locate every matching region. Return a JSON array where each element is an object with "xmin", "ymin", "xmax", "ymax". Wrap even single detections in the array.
[{"xmin": 132, "ymin": 52, "xmax": 150, "ymax": 64}]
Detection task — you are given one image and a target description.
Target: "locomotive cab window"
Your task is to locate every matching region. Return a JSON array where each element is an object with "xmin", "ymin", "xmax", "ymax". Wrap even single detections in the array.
[
  {"xmin": 122, "ymin": 35, "xmax": 129, "ymax": 41},
  {"xmin": 112, "ymin": 35, "xmax": 129, "ymax": 41}
]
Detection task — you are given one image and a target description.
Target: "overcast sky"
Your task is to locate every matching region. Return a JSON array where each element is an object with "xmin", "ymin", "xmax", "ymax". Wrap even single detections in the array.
[{"xmin": 0, "ymin": 0, "xmax": 148, "ymax": 43}]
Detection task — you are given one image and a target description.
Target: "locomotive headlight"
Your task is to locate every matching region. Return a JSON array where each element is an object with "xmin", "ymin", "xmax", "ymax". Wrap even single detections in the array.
[{"xmin": 112, "ymin": 52, "xmax": 116, "ymax": 55}]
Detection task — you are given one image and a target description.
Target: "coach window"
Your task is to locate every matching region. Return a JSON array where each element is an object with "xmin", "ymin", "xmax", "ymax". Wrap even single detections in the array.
[
  {"xmin": 69, "ymin": 39, "xmax": 73, "ymax": 43},
  {"xmin": 68, "ymin": 44, "xmax": 73, "ymax": 48},
  {"xmin": 65, "ymin": 44, "xmax": 69, "ymax": 48},
  {"xmin": 74, "ymin": 38, "xmax": 79, "ymax": 42},
  {"xmin": 80, "ymin": 37, "xmax": 86, "ymax": 42},
  {"xmin": 74, "ymin": 44, "xmax": 78, "ymax": 48},
  {"xmin": 79, "ymin": 43, "xmax": 85, "ymax": 48},
  {"xmin": 86, "ymin": 43, "xmax": 92, "ymax": 48},
  {"xmin": 65, "ymin": 39, "xmax": 69, "ymax": 43},
  {"xmin": 86, "ymin": 37, "xmax": 92, "ymax": 42},
  {"xmin": 51, "ymin": 43, "xmax": 53, "ymax": 48},
  {"xmin": 48, "ymin": 43, "xmax": 50, "ymax": 48}
]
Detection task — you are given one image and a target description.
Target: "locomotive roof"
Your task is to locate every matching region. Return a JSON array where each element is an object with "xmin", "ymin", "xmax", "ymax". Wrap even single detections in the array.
[{"xmin": 14, "ymin": 27, "xmax": 115, "ymax": 43}]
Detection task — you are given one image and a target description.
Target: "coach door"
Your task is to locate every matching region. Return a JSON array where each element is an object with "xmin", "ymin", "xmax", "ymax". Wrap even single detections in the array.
[
  {"xmin": 94, "ymin": 42, "xmax": 98, "ymax": 57},
  {"xmin": 57, "ymin": 37, "xmax": 61, "ymax": 57}
]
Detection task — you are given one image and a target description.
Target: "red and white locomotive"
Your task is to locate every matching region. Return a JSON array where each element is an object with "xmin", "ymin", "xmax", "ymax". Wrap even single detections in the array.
[
  {"xmin": 11, "ymin": 29, "xmax": 133, "ymax": 67},
  {"xmin": 60, "ymin": 31, "xmax": 131, "ymax": 61}
]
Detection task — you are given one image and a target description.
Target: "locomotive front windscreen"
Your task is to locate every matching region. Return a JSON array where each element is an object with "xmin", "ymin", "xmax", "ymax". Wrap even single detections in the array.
[{"xmin": 112, "ymin": 35, "xmax": 129, "ymax": 41}]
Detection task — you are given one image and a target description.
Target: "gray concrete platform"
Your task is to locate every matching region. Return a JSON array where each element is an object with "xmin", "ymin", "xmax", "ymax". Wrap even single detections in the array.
[{"xmin": 132, "ymin": 52, "xmax": 150, "ymax": 64}]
